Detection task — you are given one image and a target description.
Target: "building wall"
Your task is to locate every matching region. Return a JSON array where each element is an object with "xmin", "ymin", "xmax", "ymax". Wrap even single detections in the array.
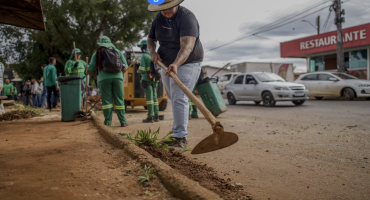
[{"xmin": 201, "ymin": 66, "xmax": 232, "ymax": 78}]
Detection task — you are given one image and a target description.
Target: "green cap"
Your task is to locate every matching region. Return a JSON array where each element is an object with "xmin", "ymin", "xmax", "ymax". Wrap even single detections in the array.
[
  {"xmin": 97, "ymin": 36, "xmax": 116, "ymax": 49},
  {"xmin": 137, "ymin": 40, "xmax": 147, "ymax": 47},
  {"xmin": 69, "ymin": 48, "xmax": 83, "ymax": 60}
]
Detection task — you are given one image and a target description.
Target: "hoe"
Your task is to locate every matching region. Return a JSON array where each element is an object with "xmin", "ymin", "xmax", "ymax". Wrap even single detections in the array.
[{"xmin": 157, "ymin": 61, "xmax": 238, "ymax": 154}]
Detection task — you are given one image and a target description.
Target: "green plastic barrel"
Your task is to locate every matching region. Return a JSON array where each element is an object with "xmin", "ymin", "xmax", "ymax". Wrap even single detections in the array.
[
  {"xmin": 196, "ymin": 82, "xmax": 227, "ymax": 117},
  {"xmin": 58, "ymin": 76, "xmax": 82, "ymax": 122}
]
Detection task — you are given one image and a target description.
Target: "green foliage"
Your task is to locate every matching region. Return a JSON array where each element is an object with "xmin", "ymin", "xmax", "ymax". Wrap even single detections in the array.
[
  {"xmin": 119, "ymin": 128, "xmax": 174, "ymax": 149},
  {"xmin": 138, "ymin": 165, "xmax": 155, "ymax": 184},
  {"xmin": 0, "ymin": 0, "xmax": 156, "ymax": 81}
]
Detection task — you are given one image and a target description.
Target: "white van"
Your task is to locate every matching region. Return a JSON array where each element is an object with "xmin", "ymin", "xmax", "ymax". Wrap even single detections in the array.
[{"xmin": 217, "ymin": 72, "xmax": 241, "ymax": 94}]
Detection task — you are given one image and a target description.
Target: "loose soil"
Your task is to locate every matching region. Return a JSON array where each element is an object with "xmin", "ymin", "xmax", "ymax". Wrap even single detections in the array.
[
  {"xmin": 0, "ymin": 116, "xmax": 177, "ymax": 200},
  {"xmin": 0, "ymin": 110, "xmax": 37, "ymax": 121},
  {"xmin": 141, "ymin": 145, "xmax": 252, "ymax": 200}
]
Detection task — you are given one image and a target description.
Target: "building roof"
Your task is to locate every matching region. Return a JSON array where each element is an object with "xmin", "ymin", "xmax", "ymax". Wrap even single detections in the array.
[{"xmin": 0, "ymin": 0, "xmax": 45, "ymax": 31}]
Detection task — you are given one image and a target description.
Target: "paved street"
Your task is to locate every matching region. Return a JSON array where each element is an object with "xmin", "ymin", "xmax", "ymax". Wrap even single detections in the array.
[{"xmin": 106, "ymin": 98, "xmax": 370, "ymax": 200}]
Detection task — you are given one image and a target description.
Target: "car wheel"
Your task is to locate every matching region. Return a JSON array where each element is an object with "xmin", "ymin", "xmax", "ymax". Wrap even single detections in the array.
[
  {"xmin": 262, "ymin": 92, "xmax": 276, "ymax": 107},
  {"xmin": 227, "ymin": 93, "xmax": 237, "ymax": 105},
  {"xmin": 366, "ymin": 97, "xmax": 370, "ymax": 100},
  {"xmin": 314, "ymin": 97, "xmax": 323, "ymax": 100},
  {"xmin": 292, "ymin": 100, "xmax": 305, "ymax": 106},
  {"xmin": 343, "ymin": 88, "xmax": 355, "ymax": 100},
  {"xmin": 254, "ymin": 101, "xmax": 261, "ymax": 105}
]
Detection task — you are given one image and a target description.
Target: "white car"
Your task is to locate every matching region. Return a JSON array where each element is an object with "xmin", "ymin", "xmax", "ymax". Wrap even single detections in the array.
[
  {"xmin": 295, "ymin": 72, "xmax": 370, "ymax": 100},
  {"xmin": 225, "ymin": 72, "xmax": 309, "ymax": 107},
  {"xmin": 217, "ymin": 72, "xmax": 241, "ymax": 94}
]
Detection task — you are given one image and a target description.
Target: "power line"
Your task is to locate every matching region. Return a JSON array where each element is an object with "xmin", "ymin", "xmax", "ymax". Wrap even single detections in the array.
[{"xmin": 205, "ymin": 1, "xmax": 331, "ymax": 53}]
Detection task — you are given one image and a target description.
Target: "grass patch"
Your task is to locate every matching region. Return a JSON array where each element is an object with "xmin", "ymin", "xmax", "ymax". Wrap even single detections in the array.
[{"xmin": 119, "ymin": 128, "xmax": 174, "ymax": 149}]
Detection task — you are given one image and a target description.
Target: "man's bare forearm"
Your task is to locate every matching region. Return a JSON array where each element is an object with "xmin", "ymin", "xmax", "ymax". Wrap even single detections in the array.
[
  {"xmin": 147, "ymin": 37, "xmax": 157, "ymax": 54},
  {"xmin": 173, "ymin": 36, "xmax": 196, "ymax": 67}
]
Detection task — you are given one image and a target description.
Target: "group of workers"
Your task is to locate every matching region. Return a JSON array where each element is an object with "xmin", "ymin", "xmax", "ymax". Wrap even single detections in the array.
[{"xmin": 5, "ymin": 0, "xmax": 202, "ymax": 148}]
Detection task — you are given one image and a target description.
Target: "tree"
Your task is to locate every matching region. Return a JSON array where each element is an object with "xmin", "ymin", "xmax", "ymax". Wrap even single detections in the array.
[{"xmin": 0, "ymin": 0, "xmax": 155, "ymax": 81}]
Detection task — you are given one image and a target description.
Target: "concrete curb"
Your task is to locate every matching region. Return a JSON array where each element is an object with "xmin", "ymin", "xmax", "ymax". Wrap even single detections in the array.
[{"xmin": 91, "ymin": 112, "xmax": 222, "ymax": 200}]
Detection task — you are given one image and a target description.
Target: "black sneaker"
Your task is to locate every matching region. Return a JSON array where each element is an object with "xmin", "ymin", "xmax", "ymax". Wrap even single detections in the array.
[
  {"xmin": 121, "ymin": 123, "xmax": 128, "ymax": 127},
  {"xmin": 143, "ymin": 117, "xmax": 154, "ymax": 123},
  {"xmin": 163, "ymin": 137, "xmax": 187, "ymax": 148},
  {"xmin": 153, "ymin": 116, "xmax": 159, "ymax": 122},
  {"xmin": 191, "ymin": 114, "xmax": 198, "ymax": 119}
]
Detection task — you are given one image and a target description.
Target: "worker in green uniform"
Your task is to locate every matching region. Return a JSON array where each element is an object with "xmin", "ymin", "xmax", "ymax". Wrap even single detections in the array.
[
  {"xmin": 137, "ymin": 40, "xmax": 160, "ymax": 123},
  {"xmin": 188, "ymin": 69, "xmax": 205, "ymax": 119},
  {"xmin": 2, "ymin": 79, "xmax": 13, "ymax": 100},
  {"xmin": 87, "ymin": 36, "xmax": 128, "ymax": 127},
  {"xmin": 64, "ymin": 48, "xmax": 87, "ymax": 84}
]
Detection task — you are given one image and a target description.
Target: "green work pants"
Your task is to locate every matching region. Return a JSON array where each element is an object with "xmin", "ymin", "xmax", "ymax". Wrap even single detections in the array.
[
  {"xmin": 99, "ymin": 78, "xmax": 126, "ymax": 125},
  {"xmin": 144, "ymin": 81, "xmax": 159, "ymax": 118},
  {"xmin": 188, "ymin": 87, "xmax": 198, "ymax": 117}
]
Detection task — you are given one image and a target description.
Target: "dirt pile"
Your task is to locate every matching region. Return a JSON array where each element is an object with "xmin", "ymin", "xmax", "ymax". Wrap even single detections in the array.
[
  {"xmin": 0, "ymin": 110, "xmax": 37, "ymax": 121},
  {"xmin": 87, "ymin": 95, "xmax": 102, "ymax": 110},
  {"xmin": 141, "ymin": 145, "xmax": 252, "ymax": 200}
]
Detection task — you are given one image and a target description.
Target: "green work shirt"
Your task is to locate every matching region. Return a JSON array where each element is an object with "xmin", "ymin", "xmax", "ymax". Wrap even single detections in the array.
[
  {"xmin": 13, "ymin": 86, "xmax": 17, "ymax": 95},
  {"xmin": 2, "ymin": 84, "xmax": 14, "ymax": 95},
  {"xmin": 43, "ymin": 64, "xmax": 59, "ymax": 87},
  {"xmin": 64, "ymin": 60, "xmax": 86, "ymax": 82},
  {"xmin": 88, "ymin": 47, "xmax": 128, "ymax": 83},
  {"xmin": 138, "ymin": 53, "xmax": 153, "ymax": 82}
]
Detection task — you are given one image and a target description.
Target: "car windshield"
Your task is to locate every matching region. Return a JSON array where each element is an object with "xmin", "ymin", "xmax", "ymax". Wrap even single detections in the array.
[
  {"xmin": 255, "ymin": 73, "xmax": 285, "ymax": 82},
  {"xmin": 221, "ymin": 75, "xmax": 232, "ymax": 82},
  {"xmin": 331, "ymin": 73, "xmax": 358, "ymax": 80}
]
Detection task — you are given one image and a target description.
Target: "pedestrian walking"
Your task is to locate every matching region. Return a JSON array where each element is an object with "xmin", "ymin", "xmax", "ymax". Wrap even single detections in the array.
[
  {"xmin": 10, "ymin": 82, "xmax": 18, "ymax": 100},
  {"xmin": 43, "ymin": 57, "xmax": 60, "ymax": 111},
  {"xmin": 2, "ymin": 79, "xmax": 14, "ymax": 100},
  {"xmin": 87, "ymin": 36, "xmax": 128, "ymax": 127},
  {"xmin": 147, "ymin": 0, "xmax": 204, "ymax": 147},
  {"xmin": 23, "ymin": 80, "xmax": 32, "ymax": 106},
  {"xmin": 35, "ymin": 78, "xmax": 43, "ymax": 107},
  {"xmin": 31, "ymin": 78, "xmax": 39, "ymax": 107},
  {"xmin": 137, "ymin": 40, "xmax": 161, "ymax": 123},
  {"xmin": 39, "ymin": 65, "xmax": 47, "ymax": 108}
]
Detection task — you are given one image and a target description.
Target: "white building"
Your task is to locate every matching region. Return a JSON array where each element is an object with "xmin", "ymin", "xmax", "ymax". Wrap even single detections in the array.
[{"xmin": 229, "ymin": 62, "xmax": 295, "ymax": 82}]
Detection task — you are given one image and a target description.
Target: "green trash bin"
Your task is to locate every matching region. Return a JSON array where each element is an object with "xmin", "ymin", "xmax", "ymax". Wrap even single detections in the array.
[
  {"xmin": 196, "ymin": 81, "xmax": 227, "ymax": 117},
  {"xmin": 58, "ymin": 76, "xmax": 82, "ymax": 122}
]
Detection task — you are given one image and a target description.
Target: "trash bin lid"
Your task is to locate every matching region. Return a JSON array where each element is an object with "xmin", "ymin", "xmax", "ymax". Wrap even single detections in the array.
[{"xmin": 57, "ymin": 76, "xmax": 83, "ymax": 83}]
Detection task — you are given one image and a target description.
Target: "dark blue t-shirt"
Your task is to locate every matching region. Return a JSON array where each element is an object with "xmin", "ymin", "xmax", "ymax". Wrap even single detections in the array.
[{"xmin": 148, "ymin": 6, "xmax": 204, "ymax": 67}]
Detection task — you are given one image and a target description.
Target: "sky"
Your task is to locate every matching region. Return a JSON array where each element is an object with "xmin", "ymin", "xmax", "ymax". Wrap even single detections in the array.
[{"xmin": 147, "ymin": 0, "xmax": 370, "ymax": 72}]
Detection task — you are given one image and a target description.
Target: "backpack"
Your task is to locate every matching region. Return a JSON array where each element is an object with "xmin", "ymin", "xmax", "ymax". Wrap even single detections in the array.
[
  {"xmin": 147, "ymin": 53, "xmax": 161, "ymax": 81},
  {"xmin": 101, "ymin": 48, "xmax": 122, "ymax": 73}
]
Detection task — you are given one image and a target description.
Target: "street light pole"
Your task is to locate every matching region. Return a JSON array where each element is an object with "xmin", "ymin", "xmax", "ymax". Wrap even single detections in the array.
[{"xmin": 302, "ymin": 16, "xmax": 320, "ymax": 35}]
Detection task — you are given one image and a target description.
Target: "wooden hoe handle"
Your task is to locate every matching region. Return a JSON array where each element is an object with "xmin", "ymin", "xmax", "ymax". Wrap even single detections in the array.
[{"xmin": 157, "ymin": 61, "xmax": 217, "ymax": 127}]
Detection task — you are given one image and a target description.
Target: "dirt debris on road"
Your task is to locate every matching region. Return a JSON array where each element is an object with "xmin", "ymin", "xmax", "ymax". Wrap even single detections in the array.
[
  {"xmin": 0, "ymin": 110, "xmax": 38, "ymax": 121},
  {"xmin": 141, "ymin": 145, "xmax": 252, "ymax": 200},
  {"xmin": 0, "ymin": 116, "xmax": 177, "ymax": 200}
]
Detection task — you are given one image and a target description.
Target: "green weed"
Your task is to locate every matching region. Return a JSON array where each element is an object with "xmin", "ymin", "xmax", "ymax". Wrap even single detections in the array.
[
  {"xmin": 138, "ymin": 165, "xmax": 155, "ymax": 184},
  {"xmin": 119, "ymin": 128, "xmax": 174, "ymax": 149},
  {"xmin": 144, "ymin": 190, "xmax": 154, "ymax": 196}
]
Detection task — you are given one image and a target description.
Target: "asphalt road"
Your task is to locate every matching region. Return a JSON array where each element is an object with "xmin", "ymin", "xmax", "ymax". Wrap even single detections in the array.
[{"xmin": 108, "ymin": 98, "xmax": 370, "ymax": 200}]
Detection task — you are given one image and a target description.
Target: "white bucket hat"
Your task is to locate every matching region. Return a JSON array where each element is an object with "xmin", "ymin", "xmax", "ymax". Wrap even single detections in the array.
[{"xmin": 148, "ymin": 0, "xmax": 184, "ymax": 12}]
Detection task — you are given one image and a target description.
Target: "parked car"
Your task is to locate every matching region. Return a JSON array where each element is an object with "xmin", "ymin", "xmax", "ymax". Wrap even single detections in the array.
[
  {"xmin": 217, "ymin": 72, "xmax": 241, "ymax": 94},
  {"xmin": 295, "ymin": 72, "xmax": 370, "ymax": 100},
  {"xmin": 225, "ymin": 72, "xmax": 309, "ymax": 107}
]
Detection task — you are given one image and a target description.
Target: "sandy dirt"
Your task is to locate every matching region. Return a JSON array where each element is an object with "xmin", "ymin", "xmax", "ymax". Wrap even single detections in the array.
[
  {"xmin": 102, "ymin": 98, "xmax": 370, "ymax": 200},
  {"xmin": 0, "ymin": 111, "xmax": 177, "ymax": 200}
]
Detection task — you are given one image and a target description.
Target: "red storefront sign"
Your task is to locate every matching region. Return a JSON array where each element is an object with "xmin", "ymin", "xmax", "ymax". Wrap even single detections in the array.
[{"xmin": 281, "ymin": 23, "xmax": 370, "ymax": 58}]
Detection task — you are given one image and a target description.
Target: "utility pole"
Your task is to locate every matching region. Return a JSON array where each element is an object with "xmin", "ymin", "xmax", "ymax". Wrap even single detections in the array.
[
  {"xmin": 316, "ymin": 16, "xmax": 320, "ymax": 35},
  {"xmin": 333, "ymin": 0, "xmax": 346, "ymax": 72}
]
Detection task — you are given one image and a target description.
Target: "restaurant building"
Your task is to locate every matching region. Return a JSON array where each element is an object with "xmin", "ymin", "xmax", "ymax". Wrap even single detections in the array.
[{"xmin": 281, "ymin": 23, "xmax": 370, "ymax": 80}]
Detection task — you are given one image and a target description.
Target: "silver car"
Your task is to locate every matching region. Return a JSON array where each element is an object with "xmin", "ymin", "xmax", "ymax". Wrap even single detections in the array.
[
  {"xmin": 225, "ymin": 72, "xmax": 309, "ymax": 107},
  {"xmin": 295, "ymin": 72, "xmax": 370, "ymax": 100}
]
